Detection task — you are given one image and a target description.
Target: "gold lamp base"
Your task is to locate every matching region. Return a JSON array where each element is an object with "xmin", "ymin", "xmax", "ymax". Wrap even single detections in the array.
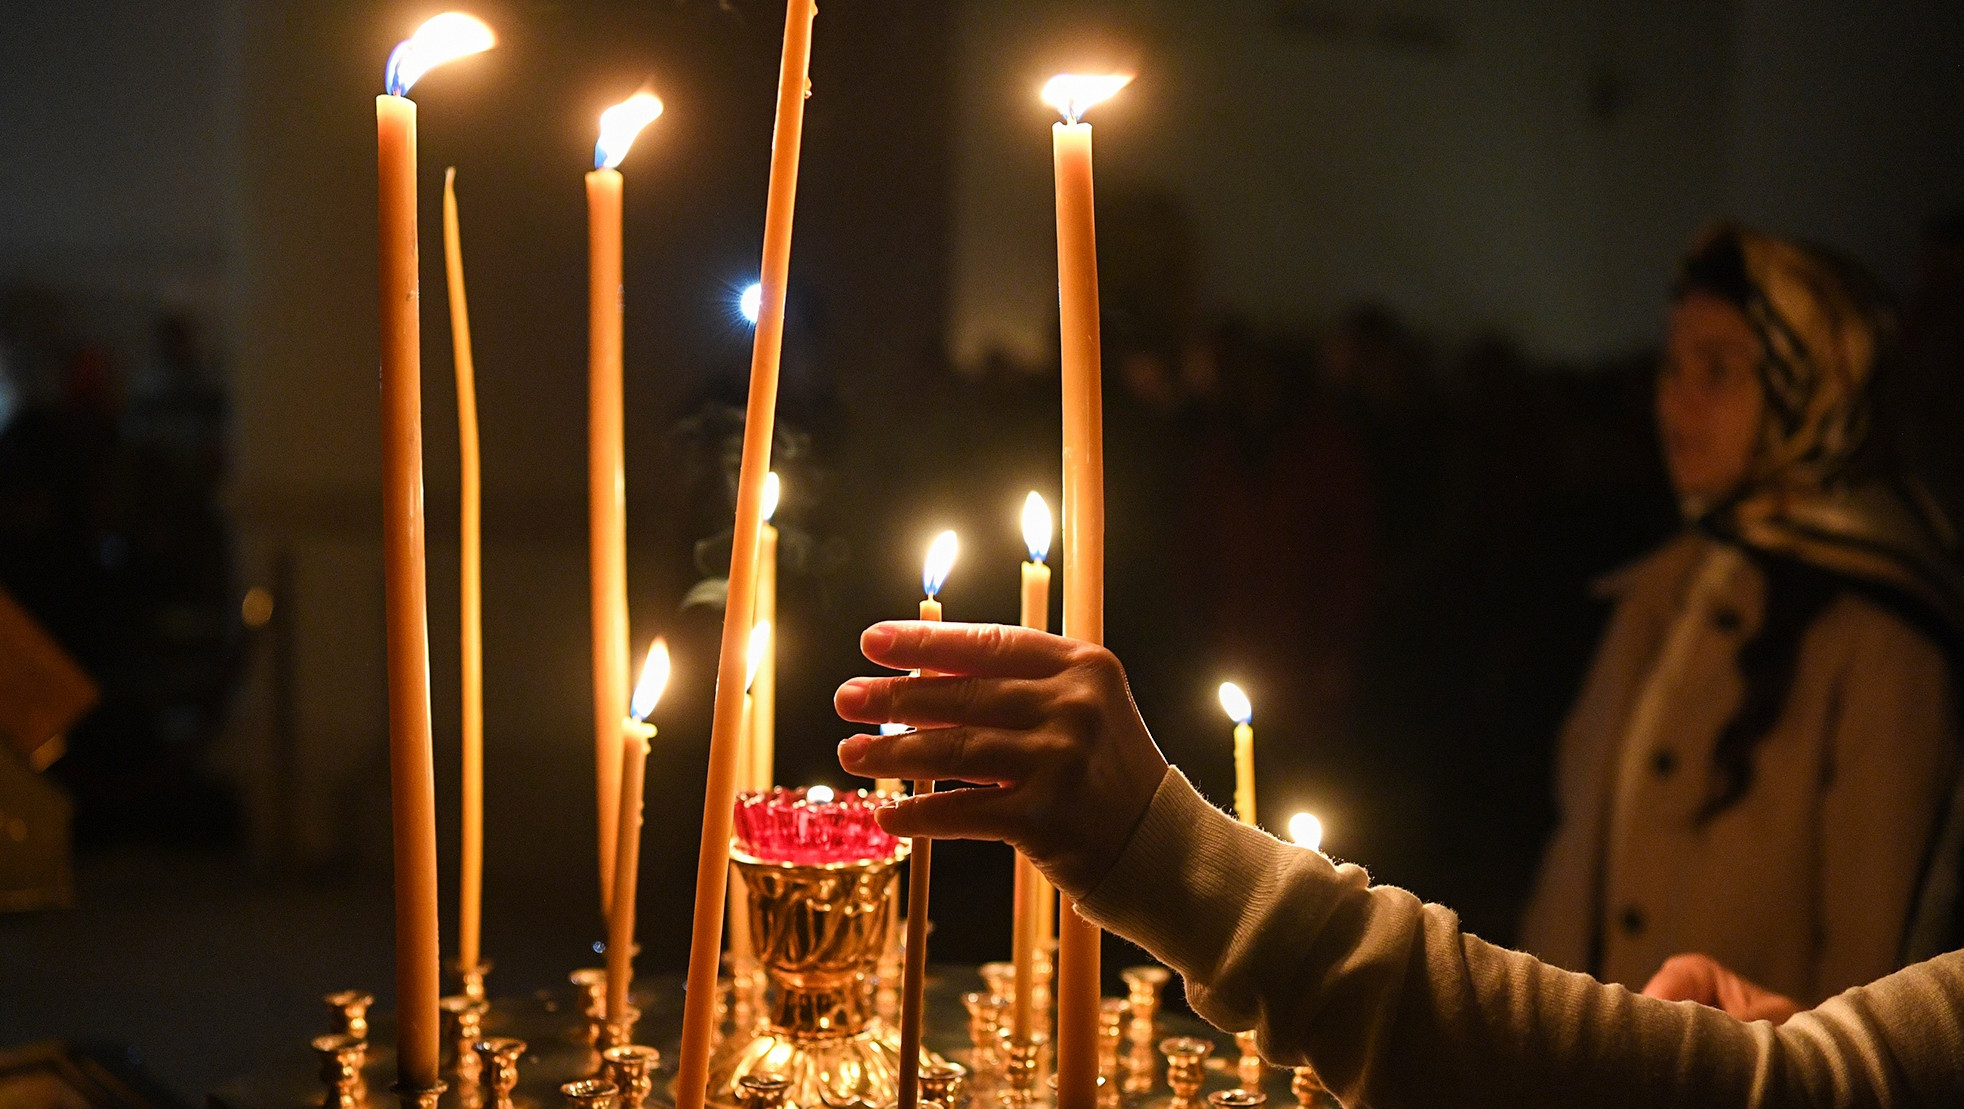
[{"xmin": 701, "ymin": 789, "xmax": 946, "ymax": 1109}]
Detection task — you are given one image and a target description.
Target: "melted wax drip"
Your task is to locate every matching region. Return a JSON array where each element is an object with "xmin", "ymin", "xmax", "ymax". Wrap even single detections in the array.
[{"xmin": 733, "ymin": 786, "xmax": 902, "ymax": 866}]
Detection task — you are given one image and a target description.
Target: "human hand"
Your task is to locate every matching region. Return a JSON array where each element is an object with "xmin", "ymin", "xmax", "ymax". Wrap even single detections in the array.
[
  {"xmin": 834, "ymin": 621, "xmax": 1170, "ymax": 898},
  {"xmin": 1642, "ymin": 953, "xmax": 1803, "ymax": 1025}
]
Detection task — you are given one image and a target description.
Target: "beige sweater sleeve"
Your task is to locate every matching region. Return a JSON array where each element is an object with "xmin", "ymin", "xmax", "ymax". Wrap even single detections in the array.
[{"xmin": 1077, "ymin": 768, "xmax": 1964, "ymax": 1109}]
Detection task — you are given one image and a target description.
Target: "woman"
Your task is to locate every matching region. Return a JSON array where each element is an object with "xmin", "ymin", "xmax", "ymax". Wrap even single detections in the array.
[
  {"xmin": 832, "ymin": 620, "xmax": 1964, "ymax": 1107},
  {"xmin": 1521, "ymin": 224, "xmax": 1964, "ymax": 1003}
]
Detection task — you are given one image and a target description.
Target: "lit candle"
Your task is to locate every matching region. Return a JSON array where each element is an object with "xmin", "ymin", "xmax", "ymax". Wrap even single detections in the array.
[
  {"xmin": 1288, "ymin": 811, "xmax": 1324, "ymax": 852},
  {"xmin": 1219, "ymin": 682, "xmax": 1256, "ymax": 826},
  {"xmin": 607, "ymin": 639, "xmax": 671, "ymax": 1024},
  {"xmin": 750, "ymin": 473, "xmax": 781, "ymax": 790},
  {"xmin": 674, "ymin": 2, "xmax": 817, "ymax": 1102},
  {"xmin": 899, "ymin": 530, "xmax": 959, "ymax": 1109},
  {"xmin": 1045, "ymin": 71, "xmax": 1129, "ymax": 1109},
  {"xmin": 1010, "ymin": 493, "xmax": 1052, "ymax": 1043},
  {"xmin": 375, "ymin": 12, "xmax": 493, "ymax": 1092},
  {"xmin": 588, "ymin": 89, "xmax": 664, "ymax": 919},
  {"xmin": 875, "ymin": 722, "xmax": 908, "ymax": 797},
  {"xmin": 441, "ymin": 167, "xmax": 485, "ymax": 979}
]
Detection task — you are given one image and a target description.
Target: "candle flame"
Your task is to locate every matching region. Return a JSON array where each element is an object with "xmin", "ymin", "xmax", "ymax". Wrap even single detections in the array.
[
  {"xmin": 762, "ymin": 471, "xmax": 781, "ymax": 524},
  {"xmin": 630, "ymin": 638, "xmax": 671, "ymax": 722},
  {"xmin": 1021, "ymin": 491, "xmax": 1053, "ymax": 563},
  {"xmin": 1041, "ymin": 73, "xmax": 1132, "ymax": 124},
  {"xmin": 922, "ymin": 530, "xmax": 959, "ymax": 598},
  {"xmin": 594, "ymin": 91, "xmax": 664, "ymax": 170},
  {"xmin": 739, "ymin": 281, "xmax": 763, "ymax": 325},
  {"xmin": 385, "ymin": 12, "xmax": 495, "ymax": 97},
  {"xmin": 1288, "ymin": 811, "xmax": 1324, "ymax": 851},
  {"xmin": 746, "ymin": 621, "xmax": 771, "ymax": 692},
  {"xmin": 806, "ymin": 784, "xmax": 836, "ymax": 804},
  {"xmin": 1218, "ymin": 681, "xmax": 1252, "ymax": 725}
]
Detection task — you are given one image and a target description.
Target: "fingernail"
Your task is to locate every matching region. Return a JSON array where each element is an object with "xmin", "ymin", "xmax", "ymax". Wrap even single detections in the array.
[
  {"xmin": 836, "ymin": 678, "xmax": 871, "ymax": 714},
  {"xmin": 862, "ymin": 624, "xmax": 896, "ymax": 654},
  {"xmin": 837, "ymin": 734, "xmax": 868, "ymax": 766}
]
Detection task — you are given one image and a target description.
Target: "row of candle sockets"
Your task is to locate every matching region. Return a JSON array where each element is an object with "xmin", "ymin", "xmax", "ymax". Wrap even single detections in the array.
[{"xmin": 315, "ymin": 960, "xmax": 1331, "ymax": 1109}]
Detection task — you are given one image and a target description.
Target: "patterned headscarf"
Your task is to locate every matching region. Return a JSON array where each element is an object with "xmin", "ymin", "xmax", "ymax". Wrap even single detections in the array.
[{"xmin": 1676, "ymin": 223, "xmax": 1964, "ymax": 637}]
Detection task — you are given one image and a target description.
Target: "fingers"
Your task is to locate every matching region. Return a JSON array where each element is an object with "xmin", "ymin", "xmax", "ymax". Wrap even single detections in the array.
[
  {"xmin": 1642, "ymin": 954, "xmax": 1721, "ymax": 1005},
  {"xmin": 836, "ymin": 673, "xmax": 1048, "ymax": 729},
  {"xmin": 860, "ymin": 621, "xmax": 1080, "ymax": 678},
  {"xmin": 876, "ymin": 784, "xmax": 1017, "ymax": 841},
  {"xmin": 839, "ymin": 726, "xmax": 1039, "ymax": 784}
]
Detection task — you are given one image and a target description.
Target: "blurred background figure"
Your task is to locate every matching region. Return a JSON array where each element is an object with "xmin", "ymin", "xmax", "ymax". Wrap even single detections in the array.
[{"xmin": 1522, "ymin": 224, "xmax": 1964, "ymax": 1004}]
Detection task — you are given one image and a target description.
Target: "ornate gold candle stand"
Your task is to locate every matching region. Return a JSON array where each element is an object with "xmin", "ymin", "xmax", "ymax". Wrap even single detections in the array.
[
  {"xmin": 571, "ymin": 969, "xmax": 609, "ymax": 1019},
  {"xmin": 313, "ymin": 1034, "xmax": 366, "ymax": 1109},
  {"xmin": 1118, "ymin": 966, "xmax": 1168, "ymax": 1027},
  {"xmin": 961, "ymin": 991, "xmax": 1006, "ymax": 1077},
  {"xmin": 443, "ymin": 995, "xmax": 490, "ymax": 1084},
  {"xmin": 1233, "ymin": 1031, "xmax": 1263, "ymax": 1088},
  {"xmin": 1289, "ymin": 1066, "xmax": 1327, "ymax": 1109},
  {"xmin": 919, "ymin": 1060, "xmax": 968, "ymax": 1107},
  {"xmin": 456, "ymin": 961, "xmax": 493, "ymax": 1006},
  {"xmin": 560, "ymin": 1079, "xmax": 618, "ymax": 1109},
  {"xmin": 1160, "ymin": 1037, "xmax": 1213, "ymax": 1109},
  {"xmin": 475, "ymin": 1039, "xmax": 528, "ymax": 1109},
  {"xmin": 1207, "ymin": 1089, "xmax": 1265, "ymax": 1109},
  {"xmin": 325, "ymin": 990, "xmax": 374, "ymax": 1041},
  {"xmin": 601, "ymin": 1045, "xmax": 661, "ymax": 1109},
  {"xmin": 703, "ymin": 788, "xmax": 943, "ymax": 1109},
  {"xmin": 589, "ymin": 1005, "xmax": 641, "ymax": 1059}
]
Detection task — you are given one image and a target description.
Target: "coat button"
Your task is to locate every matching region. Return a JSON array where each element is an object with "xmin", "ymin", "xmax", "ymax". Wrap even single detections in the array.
[
  {"xmin": 1651, "ymin": 749, "xmax": 1678, "ymax": 777},
  {"xmin": 1619, "ymin": 905, "xmax": 1646, "ymax": 935}
]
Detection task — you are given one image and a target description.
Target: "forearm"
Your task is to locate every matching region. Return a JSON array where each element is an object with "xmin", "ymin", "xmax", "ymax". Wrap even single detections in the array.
[{"xmin": 1077, "ymin": 769, "xmax": 1963, "ymax": 1109}]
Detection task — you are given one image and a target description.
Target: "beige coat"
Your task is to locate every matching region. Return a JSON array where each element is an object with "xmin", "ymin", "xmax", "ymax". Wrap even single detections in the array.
[{"xmin": 1520, "ymin": 531, "xmax": 1960, "ymax": 1003}]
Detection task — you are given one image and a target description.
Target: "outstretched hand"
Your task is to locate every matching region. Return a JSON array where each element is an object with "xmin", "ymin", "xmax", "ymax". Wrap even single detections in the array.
[
  {"xmin": 834, "ymin": 621, "xmax": 1169, "ymax": 898},
  {"xmin": 1642, "ymin": 953, "xmax": 1803, "ymax": 1025}
]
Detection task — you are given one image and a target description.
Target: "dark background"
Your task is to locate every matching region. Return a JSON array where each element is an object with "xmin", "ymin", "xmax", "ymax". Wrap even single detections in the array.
[{"xmin": 2, "ymin": 0, "xmax": 1962, "ymax": 1099}]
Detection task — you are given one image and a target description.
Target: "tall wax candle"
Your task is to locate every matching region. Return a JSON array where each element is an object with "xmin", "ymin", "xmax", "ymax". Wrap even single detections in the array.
[
  {"xmin": 1220, "ymin": 683, "xmax": 1256, "ymax": 826},
  {"xmin": 751, "ymin": 472, "xmax": 780, "ymax": 789},
  {"xmin": 1011, "ymin": 493, "xmax": 1052, "ymax": 1043},
  {"xmin": 727, "ymin": 621, "xmax": 773, "ymax": 974},
  {"xmin": 442, "ymin": 167, "xmax": 485, "ymax": 977},
  {"xmin": 673, "ymin": 4, "xmax": 817, "ymax": 1104},
  {"xmin": 375, "ymin": 14, "xmax": 494, "ymax": 1092},
  {"xmin": 608, "ymin": 641, "xmax": 671, "ymax": 1023},
  {"xmin": 899, "ymin": 530, "xmax": 959, "ymax": 1109},
  {"xmin": 1045, "ymin": 72, "xmax": 1129, "ymax": 1109}
]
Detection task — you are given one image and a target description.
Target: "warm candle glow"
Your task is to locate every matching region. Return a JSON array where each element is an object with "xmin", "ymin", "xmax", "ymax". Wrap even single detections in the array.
[
  {"xmin": 1041, "ymin": 73, "xmax": 1132, "ymax": 124},
  {"xmin": 384, "ymin": 12, "xmax": 495, "ymax": 96},
  {"xmin": 1288, "ymin": 811, "xmax": 1324, "ymax": 851},
  {"xmin": 739, "ymin": 282, "xmax": 763, "ymax": 325},
  {"xmin": 922, "ymin": 530, "xmax": 959, "ymax": 599},
  {"xmin": 746, "ymin": 621, "xmax": 771, "ymax": 692},
  {"xmin": 630, "ymin": 638, "xmax": 671, "ymax": 723},
  {"xmin": 594, "ymin": 91, "xmax": 665, "ymax": 170},
  {"xmin": 880, "ymin": 722, "xmax": 912, "ymax": 736},
  {"xmin": 1022, "ymin": 491, "xmax": 1053, "ymax": 564},
  {"xmin": 762, "ymin": 471, "xmax": 782, "ymax": 523},
  {"xmin": 1218, "ymin": 681, "xmax": 1252, "ymax": 725},
  {"xmin": 805, "ymin": 784, "xmax": 835, "ymax": 804}
]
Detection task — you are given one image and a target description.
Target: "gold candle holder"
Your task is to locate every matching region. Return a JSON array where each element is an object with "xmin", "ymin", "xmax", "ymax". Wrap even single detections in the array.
[
  {"xmin": 978, "ymin": 962, "xmax": 1015, "ymax": 1008},
  {"xmin": 961, "ymin": 991, "xmax": 1005, "ymax": 1076},
  {"xmin": 1118, "ymin": 966, "xmax": 1168, "ymax": 1027},
  {"xmin": 1160, "ymin": 1037, "xmax": 1213, "ymax": 1107},
  {"xmin": 313, "ymin": 1034, "xmax": 366, "ymax": 1109},
  {"xmin": 601, "ymin": 1045, "xmax": 661, "ymax": 1109},
  {"xmin": 1208, "ymin": 1089, "xmax": 1266, "ymax": 1109},
  {"xmin": 1122, "ymin": 1034, "xmax": 1156, "ymax": 1096},
  {"xmin": 392, "ymin": 1081, "xmax": 447, "ymax": 1109},
  {"xmin": 1001, "ymin": 1039, "xmax": 1040, "ymax": 1108},
  {"xmin": 735, "ymin": 1073, "xmax": 790, "ymax": 1109},
  {"xmin": 455, "ymin": 960, "xmax": 493, "ymax": 1006},
  {"xmin": 475, "ymin": 1039, "xmax": 527, "ymax": 1109},
  {"xmin": 442, "ymin": 995, "xmax": 490, "ymax": 1083},
  {"xmin": 325, "ymin": 990, "xmax": 375, "ymax": 1041},
  {"xmin": 1290, "ymin": 1066, "xmax": 1327, "ymax": 1108},
  {"xmin": 919, "ymin": 1060, "xmax": 968, "ymax": 1107},
  {"xmin": 561, "ymin": 1079, "xmax": 619, "ymax": 1109},
  {"xmin": 701, "ymin": 831, "xmax": 943, "ymax": 1109},
  {"xmin": 571, "ymin": 968, "xmax": 609, "ymax": 1016},
  {"xmin": 589, "ymin": 1004, "xmax": 641, "ymax": 1058},
  {"xmin": 1233, "ymin": 1030, "xmax": 1263, "ymax": 1088}
]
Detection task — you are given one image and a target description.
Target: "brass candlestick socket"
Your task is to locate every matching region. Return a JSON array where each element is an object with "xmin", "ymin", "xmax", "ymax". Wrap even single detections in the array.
[
  {"xmin": 455, "ymin": 961, "xmax": 493, "ymax": 1005},
  {"xmin": 325, "ymin": 990, "xmax": 375, "ymax": 1041},
  {"xmin": 1122, "ymin": 1035, "xmax": 1157, "ymax": 1096},
  {"xmin": 392, "ymin": 1081, "xmax": 447, "ymax": 1109},
  {"xmin": 1160, "ymin": 1037, "xmax": 1213, "ymax": 1104},
  {"xmin": 312, "ymin": 1034, "xmax": 366, "ymax": 1109},
  {"xmin": 601, "ymin": 1045, "xmax": 661, "ymax": 1109},
  {"xmin": 1208, "ymin": 1089, "xmax": 1266, "ymax": 1109},
  {"xmin": 442, "ymin": 995, "xmax": 490, "ymax": 1080},
  {"xmin": 1001, "ymin": 1040, "xmax": 1039, "ymax": 1106},
  {"xmin": 589, "ymin": 1005, "xmax": 641, "ymax": 1054},
  {"xmin": 736, "ymin": 1073, "xmax": 791, "ymax": 1109},
  {"xmin": 560, "ymin": 1079, "xmax": 619, "ymax": 1109},
  {"xmin": 1119, "ymin": 966, "xmax": 1169, "ymax": 1027},
  {"xmin": 961, "ymin": 991, "xmax": 1005, "ymax": 1074},
  {"xmin": 1290, "ymin": 1066, "xmax": 1327, "ymax": 1108},
  {"xmin": 1233, "ymin": 1030, "xmax": 1263, "ymax": 1088},
  {"xmin": 475, "ymin": 1039, "xmax": 527, "ymax": 1109},
  {"xmin": 1097, "ymin": 999, "xmax": 1126, "ymax": 1079},
  {"xmin": 919, "ymin": 1060, "xmax": 967, "ymax": 1108},
  {"xmin": 570, "ymin": 968, "xmax": 609, "ymax": 1016},
  {"xmin": 978, "ymin": 962, "xmax": 1015, "ymax": 1008}
]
